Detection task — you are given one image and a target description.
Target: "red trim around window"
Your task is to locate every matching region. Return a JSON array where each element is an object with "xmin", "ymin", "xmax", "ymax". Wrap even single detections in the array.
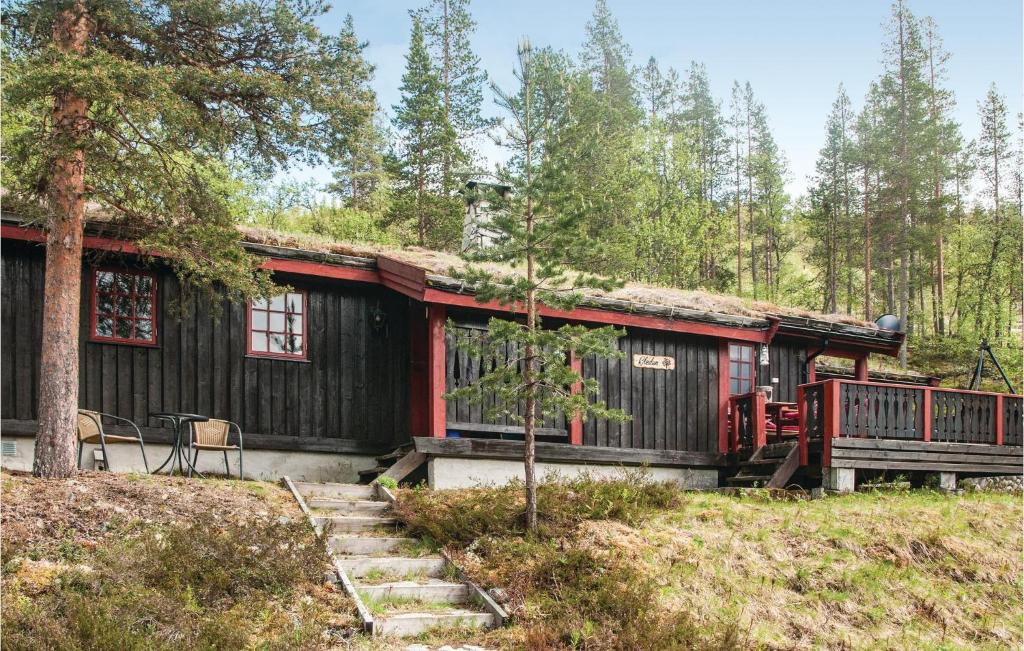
[
  {"xmin": 89, "ymin": 268, "xmax": 158, "ymax": 346},
  {"xmin": 246, "ymin": 290, "xmax": 309, "ymax": 361},
  {"xmin": 728, "ymin": 342, "xmax": 756, "ymax": 396}
]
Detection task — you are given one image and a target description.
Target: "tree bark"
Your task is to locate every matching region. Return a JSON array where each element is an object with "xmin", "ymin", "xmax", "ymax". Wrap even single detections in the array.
[
  {"xmin": 523, "ymin": 56, "xmax": 538, "ymax": 535},
  {"xmin": 863, "ymin": 167, "xmax": 872, "ymax": 320},
  {"xmin": 34, "ymin": 4, "xmax": 91, "ymax": 479}
]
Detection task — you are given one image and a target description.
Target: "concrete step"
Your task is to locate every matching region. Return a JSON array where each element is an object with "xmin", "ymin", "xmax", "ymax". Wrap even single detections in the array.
[
  {"xmin": 310, "ymin": 499, "xmax": 390, "ymax": 515},
  {"xmin": 329, "ymin": 535, "xmax": 409, "ymax": 556},
  {"xmin": 358, "ymin": 579, "xmax": 470, "ymax": 603},
  {"xmin": 314, "ymin": 515, "xmax": 399, "ymax": 533},
  {"xmin": 727, "ymin": 474, "xmax": 772, "ymax": 484},
  {"xmin": 294, "ymin": 482, "xmax": 375, "ymax": 501},
  {"xmin": 339, "ymin": 555, "xmax": 446, "ymax": 579},
  {"xmin": 374, "ymin": 611, "xmax": 495, "ymax": 637}
]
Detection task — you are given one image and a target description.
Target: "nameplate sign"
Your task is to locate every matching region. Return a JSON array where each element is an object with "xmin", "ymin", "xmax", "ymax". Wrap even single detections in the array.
[{"xmin": 632, "ymin": 354, "xmax": 675, "ymax": 370}]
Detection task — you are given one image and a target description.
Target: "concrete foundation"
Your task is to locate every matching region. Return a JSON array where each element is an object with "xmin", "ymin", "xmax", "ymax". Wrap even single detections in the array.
[
  {"xmin": 0, "ymin": 436, "xmax": 377, "ymax": 483},
  {"xmin": 937, "ymin": 471, "xmax": 957, "ymax": 491},
  {"xmin": 823, "ymin": 467, "xmax": 855, "ymax": 492},
  {"xmin": 426, "ymin": 456, "xmax": 719, "ymax": 490}
]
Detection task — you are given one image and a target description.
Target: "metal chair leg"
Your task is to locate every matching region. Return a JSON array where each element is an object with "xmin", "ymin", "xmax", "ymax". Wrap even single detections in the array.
[
  {"xmin": 98, "ymin": 436, "xmax": 111, "ymax": 472},
  {"xmin": 223, "ymin": 450, "xmax": 229, "ymax": 477},
  {"xmin": 238, "ymin": 449, "xmax": 243, "ymax": 480},
  {"xmin": 189, "ymin": 448, "xmax": 199, "ymax": 478},
  {"xmin": 138, "ymin": 437, "xmax": 150, "ymax": 474},
  {"xmin": 77, "ymin": 441, "xmax": 83, "ymax": 470}
]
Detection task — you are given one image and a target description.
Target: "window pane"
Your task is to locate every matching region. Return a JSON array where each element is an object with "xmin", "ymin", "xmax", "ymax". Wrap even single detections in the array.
[
  {"xmin": 251, "ymin": 309, "xmax": 267, "ymax": 330},
  {"xmin": 251, "ymin": 332, "xmax": 268, "ymax": 352},
  {"xmin": 287, "ymin": 314, "xmax": 302, "ymax": 335},
  {"xmin": 115, "ymin": 273, "xmax": 133, "ymax": 293},
  {"xmin": 96, "ymin": 271, "xmax": 114, "ymax": 291},
  {"xmin": 740, "ymin": 346, "xmax": 752, "ymax": 361},
  {"xmin": 115, "ymin": 318, "xmax": 132, "ymax": 338},
  {"xmin": 286, "ymin": 293, "xmax": 303, "ymax": 314},
  {"xmin": 96, "ymin": 316, "xmax": 114, "ymax": 337},
  {"xmin": 136, "ymin": 275, "xmax": 152, "ymax": 295},
  {"xmin": 288, "ymin": 335, "xmax": 303, "ymax": 355},
  {"xmin": 269, "ymin": 312, "xmax": 285, "ymax": 332},
  {"xmin": 96, "ymin": 292, "xmax": 113, "ymax": 315},
  {"xmin": 252, "ymin": 297, "xmax": 268, "ymax": 310},
  {"xmin": 268, "ymin": 334, "xmax": 286, "ymax": 353},
  {"xmin": 135, "ymin": 294, "xmax": 152, "ymax": 318},
  {"xmin": 269, "ymin": 294, "xmax": 286, "ymax": 311},
  {"xmin": 135, "ymin": 319, "xmax": 153, "ymax": 341},
  {"xmin": 730, "ymin": 379, "xmax": 740, "ymax": 394},
  {"xmin": 115, "ymin": 295, "xmax": 133, "ymax": 316}
]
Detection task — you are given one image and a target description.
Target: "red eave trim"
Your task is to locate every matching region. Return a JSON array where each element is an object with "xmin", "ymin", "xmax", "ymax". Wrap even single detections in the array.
[
  {"xmin": 422, "ymin": 288, "xmax": 769, "ymax": 342},
  {"xmin": 260, "ymin": 258, "xmax": 379, "ymax": 284}
]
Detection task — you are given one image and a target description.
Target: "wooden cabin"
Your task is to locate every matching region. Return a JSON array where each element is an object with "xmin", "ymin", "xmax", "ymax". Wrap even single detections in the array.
[{"xmin": 2, "ymin": 216, "xmax": 1020, "ymax": 489}]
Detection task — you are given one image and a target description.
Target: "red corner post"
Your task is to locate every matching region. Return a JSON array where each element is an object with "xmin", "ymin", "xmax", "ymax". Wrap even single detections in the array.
[
  {"xmin": 796, "ymin": 386, "xmax": 808, "ymax": 465},
  {"xmin": 718, "ymin": 341, "xmax": 731, "ymax": 454},
  {"xmin": 427, "ymin": 304, "xmax": 447, "ymax": 438},
  {"xmin": 823, "ymin": 379, "xmax": 841, "ymax": 467},
  {"xmin": 753, "ymin": 390, "xmax": 768, "ymax": 449},
  {"xmin": 921, "ymin": 388, "xmax": 932, "ymax": 442},
  {"xmin": 569, "ymin": 349, "xmax": 583, "ymax": 445},
  {"xmin": 854, "ymin": 355, "xmax": 869, "ymax": 381}
]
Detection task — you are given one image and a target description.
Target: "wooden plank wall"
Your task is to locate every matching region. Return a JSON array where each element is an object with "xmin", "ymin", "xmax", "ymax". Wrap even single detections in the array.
[
  {"xmin": 582, "ymin": 328, "xmax": 720, "ymax": 452},
  {"xmin": 1, "ymin": 241, "xmax": 410, "ymax": 451},
  {"xmin": 758, "ymin": 338, "xmax": 807, "ymax": 402}
]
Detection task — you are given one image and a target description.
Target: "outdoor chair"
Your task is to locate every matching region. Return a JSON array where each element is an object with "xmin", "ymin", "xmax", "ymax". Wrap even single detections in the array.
[
  {"xmin": 187, "ymin": 419, "xmax": 244, "ymax": 479},
  {"xmin": 77, "ymin": 410, "xmax": 149, "ymax": 472}
]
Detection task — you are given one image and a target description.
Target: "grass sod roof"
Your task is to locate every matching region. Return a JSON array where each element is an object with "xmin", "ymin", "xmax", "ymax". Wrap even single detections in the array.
[{"xmin": 237, "ymin": 226, "xmax": 900, "ymax": 346}]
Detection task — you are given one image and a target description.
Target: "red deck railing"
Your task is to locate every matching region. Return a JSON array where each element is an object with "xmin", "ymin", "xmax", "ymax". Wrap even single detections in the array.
[{"xmin": 796, "ymin": 379, "xmax": 1023, "ymax": 466}]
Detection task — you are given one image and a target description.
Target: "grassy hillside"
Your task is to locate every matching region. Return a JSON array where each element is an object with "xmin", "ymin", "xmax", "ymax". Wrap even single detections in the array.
[
  {"xmin": 395, "ymin": 476, "xmax": 1023, "ymax": 650},
  {"xmin": 0, "ymin": 471, "xmax": 355, "ymax": 650}
]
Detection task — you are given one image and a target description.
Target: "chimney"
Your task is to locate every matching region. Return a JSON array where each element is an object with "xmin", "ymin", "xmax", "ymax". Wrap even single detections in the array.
[{"xmin": 462, "ymin": 180, "xmax": 511, "ymax": 253}]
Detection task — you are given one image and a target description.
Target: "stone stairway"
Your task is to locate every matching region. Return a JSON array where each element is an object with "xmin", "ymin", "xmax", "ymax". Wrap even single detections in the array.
[{"xmin": 288, "ymin": 480, "xmax": 503, "ymax": 637}]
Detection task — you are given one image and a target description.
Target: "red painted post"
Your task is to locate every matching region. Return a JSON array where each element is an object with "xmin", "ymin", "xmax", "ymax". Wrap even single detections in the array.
[
  {"xmin": 806, "ymin": 349, "xmax": 817, "ymax": 383},
  {"xmin": 995, "ymin": 394, "xmax": 1005, "ymax": 445},
  {"xmin": 921, "ymin": 388, "xmax": 932, "ymax": 442},
  {"xmin": 854, "ymin": 356, "xmax": 869, "ymax": 382},
  {"xmin": 754, "ymin": 391, "xmax": 767, "ymax": 449},
  {"xmin": 823, "ymin": 380, "xmax": 841, "ymax": 467},
  {"xmin": 796, "ymin": 385, "xmax": 808, "ymax": 466},
  {"xmin": 427, "ymin": 304, "xmax": 447, "ymax": 439},
  {"xmin": 718, "ymin": 341, "xmax": 731, "ymax": 454},
  {"xmin": 569, "ymin": 349, "xmax": 583, "ymax": 445}
]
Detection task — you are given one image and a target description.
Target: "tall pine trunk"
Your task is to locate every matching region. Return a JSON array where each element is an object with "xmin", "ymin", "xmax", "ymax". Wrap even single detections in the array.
[
  {"xmin": 523, "ymin": 66, "xmax": 538, "ymax": 535},
  {"xmin": 863, "ymin": 168, "xmax": 872, "ymax": 320},
  {"xmin": 34, "ymin": 4, "xmax": 91, "ymax": 479}
]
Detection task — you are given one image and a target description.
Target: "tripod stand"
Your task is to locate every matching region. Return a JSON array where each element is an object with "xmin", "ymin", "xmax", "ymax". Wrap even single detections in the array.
[{"xmin": 968, "ymin": 339, "xmax": 1017, "ymax": 394}]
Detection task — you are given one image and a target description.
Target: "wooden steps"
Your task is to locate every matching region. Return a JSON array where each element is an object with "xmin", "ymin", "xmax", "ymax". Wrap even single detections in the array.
[
  {"xmin": 727, "ymin": 441, "xmax": 801, "ymax": 488},
  {"xmin": 288, "ymin": 479, "xmax": 504, "ymax": 638}
]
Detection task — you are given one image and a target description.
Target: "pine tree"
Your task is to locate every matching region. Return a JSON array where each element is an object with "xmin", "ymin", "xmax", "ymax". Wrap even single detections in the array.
[
  {"xmin": 411, "ymin": 0, "xmax": 487, "ymax": 182},
  {"xmin": 3, "ymin": 0, "xmax": 374, "ymax": 478},
  {"xmin": 391, "ymin": 17, "xmax": 459, "ymax": 246},
  {"xmin": 449, "ymin": 40, "xmax": 627, "ymax": 534},
  {"xmin": 974, "ymin": 84, "xmax": 1012, "ymax": 335}
]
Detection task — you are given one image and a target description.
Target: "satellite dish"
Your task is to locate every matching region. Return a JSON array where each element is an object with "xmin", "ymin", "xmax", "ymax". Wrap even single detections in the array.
[{"xmin": 875, "ymin": 314, "xmax": 901, "ymax": 331}]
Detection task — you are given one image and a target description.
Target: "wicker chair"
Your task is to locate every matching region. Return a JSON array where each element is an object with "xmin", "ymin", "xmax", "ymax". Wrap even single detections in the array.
[
  {"xmin": 187, "ymin": 419, "xmax": 243, "ymax": 479},
  {"xmin": 77, "ymin": 410, "xmax": 149, "ymax": 472}
]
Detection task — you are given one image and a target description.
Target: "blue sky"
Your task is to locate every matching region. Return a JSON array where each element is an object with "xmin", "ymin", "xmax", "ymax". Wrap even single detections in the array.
[{"xmin": 293, "ymin": 0, "xmax": 1023, "ymax": 199}]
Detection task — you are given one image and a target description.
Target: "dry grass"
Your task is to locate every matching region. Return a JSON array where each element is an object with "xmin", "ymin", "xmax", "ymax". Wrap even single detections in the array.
[
  {"xmin": 238, "ymin": 225, "xmax": 878, "ymax": 328},
  {"xmin": 0, "ymin": 471, "xmax": 357, "ymax": 650},
  {"xmin": 394, "ymin": 477, "xmax": 1023, "ymax": 650}
]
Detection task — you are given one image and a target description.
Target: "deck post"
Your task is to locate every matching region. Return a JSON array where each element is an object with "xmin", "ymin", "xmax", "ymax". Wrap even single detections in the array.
[
  {"xmin": 995, "ymin": 394, "xmax": 1004, "ymax": 445},
  {"xmin": 796, "ymin": 385, "xmax": 808, "ymax": 465},
  {"xmin": 823, "ymin": 380, "xmax": 841, "ymax": 467},
  {"xmin": 921, "ymin": 388, "xmax": 932, "ymax": 442},
  {"xmin": 427, "ymin": 304, "xmax": 447, "ymax": 439},
  {"xmin": 938, "ymin": 472, "xmax": 957, "ymax": 491},
  {"xmin": 854, "ymin": 356, "xmax": 869, "ymax": 381},
  {"xmin": 753, "ymin": 390, "xmax": 767, "ymax": 449},
  {"xmin": 569, "ymin": 349, "xmax": 583, "ymax": 445},
  {"xmin": 824, "ymin": 467, "xmax": 855, "ymax": 492}
]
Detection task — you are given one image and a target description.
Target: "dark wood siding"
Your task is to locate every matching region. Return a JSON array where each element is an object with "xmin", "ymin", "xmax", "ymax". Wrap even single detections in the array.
[
  {"xmin": 583, "ymin": 328, "xmax": 720, "ymax": 453},
  {"xmin": 758, "ymin": 338, "xmax": 807, "ymax": 403},
  {"xmin": 1, "ymin": 241, "xmax": 409, "ymax": 452},
  {"xmin": 444, "ymin": 319, "xmax": 566, "ymax": 432}
]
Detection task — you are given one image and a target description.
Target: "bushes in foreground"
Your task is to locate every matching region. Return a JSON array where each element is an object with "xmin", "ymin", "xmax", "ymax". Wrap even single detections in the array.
[{"xmin": 2, "ymin": 515, "xmax": 338, "ymax": 650}]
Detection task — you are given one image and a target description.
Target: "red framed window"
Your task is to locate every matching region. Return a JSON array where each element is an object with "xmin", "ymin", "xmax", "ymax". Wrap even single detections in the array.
[
  {"xmin": 248, "ymin": 291, "xmax": 307, "ymax": 359},
  {"xmin": 728, "ymin": 343, "xmax": 755, "ymax": 395},
  {"xmin": 90, "ymin": 269, "xmax": 157, "ymax": 345}
]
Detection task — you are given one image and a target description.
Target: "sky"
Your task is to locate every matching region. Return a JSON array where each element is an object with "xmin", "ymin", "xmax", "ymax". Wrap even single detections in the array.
[{"xmin": 291, "ymin": 0, "xmax": 1023, "ymax": 199}]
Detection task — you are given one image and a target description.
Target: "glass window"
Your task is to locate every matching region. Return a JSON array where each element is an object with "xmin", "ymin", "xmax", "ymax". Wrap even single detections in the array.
[
  {"xmin": 248, "ymin": 291, "xmax": 307, "ymax": 359},
  {"xmin": 728, "ymin": 343, "xmax": 756, "ymax": 395},
  {"xmin": 90, "ymin": 269, "xmax": 158, "ymax": 345}
]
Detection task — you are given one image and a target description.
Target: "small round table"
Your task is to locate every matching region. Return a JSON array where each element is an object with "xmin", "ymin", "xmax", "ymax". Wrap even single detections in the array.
[{"xmin": 149, "ymin": 412, "xmax": 209, "ymax": 475}]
